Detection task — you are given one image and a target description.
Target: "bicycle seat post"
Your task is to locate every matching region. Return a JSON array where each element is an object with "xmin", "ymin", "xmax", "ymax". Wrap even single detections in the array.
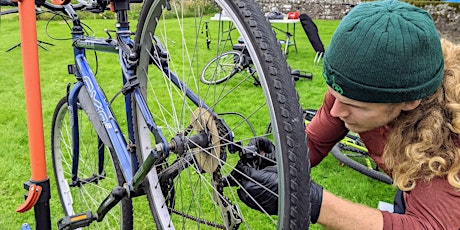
[{"xmin": 112, "ymin": 0, "xmax": 130, "ymax": 28}]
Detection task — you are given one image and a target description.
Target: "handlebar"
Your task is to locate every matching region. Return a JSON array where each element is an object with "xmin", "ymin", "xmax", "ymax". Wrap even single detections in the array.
[
  {"xmin": 42, "ymin": 1, "xmax": 85, "ymax": 12},
  {"xmin": 0, "ymin": 0, "xmax": 17, "ymax": 6}
]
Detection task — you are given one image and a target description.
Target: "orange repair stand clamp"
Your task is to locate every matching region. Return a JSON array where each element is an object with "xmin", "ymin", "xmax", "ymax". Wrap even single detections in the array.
[
  {"xmin": 16, "ymin": 184, "xmax": 42, "ymax": 213},
  {"xmin": 15, "ymin": 0, "xmax": 52, "ymax": 228}
]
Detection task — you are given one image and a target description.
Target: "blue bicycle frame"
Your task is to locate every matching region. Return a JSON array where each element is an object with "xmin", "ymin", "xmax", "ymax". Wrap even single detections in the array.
[{"xmin": 62, "ymin": 2, "xmax": 232, "ymax": 204}]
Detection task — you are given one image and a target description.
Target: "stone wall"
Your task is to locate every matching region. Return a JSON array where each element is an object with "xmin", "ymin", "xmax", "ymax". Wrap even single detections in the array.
[
  {"xmin": 424, "ymin": 3, "xmax": 460, "ymax": 42},
  {"xmin": 257, "ymin": 0, "xmax": 360, "ymax": 20},
  {"xmin": 256, "ymin": 0, "xmax": 459, "ymax": 42}
]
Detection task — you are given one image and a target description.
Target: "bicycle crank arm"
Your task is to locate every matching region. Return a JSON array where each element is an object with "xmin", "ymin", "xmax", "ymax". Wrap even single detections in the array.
[
  {"xmin": 57, "ymin": 186, "xmax": 128, "ymax": 229},
  {"xmin": 96, "ymin": 186, "xmax": 129, "ymax": 221},
  {"xmin": 132, "ymin": 147, "xmax": 163, "ymax": 191}
]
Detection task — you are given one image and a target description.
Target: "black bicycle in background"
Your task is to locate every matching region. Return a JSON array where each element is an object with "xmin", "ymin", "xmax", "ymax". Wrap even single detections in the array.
[
  {"xmin": 5, "ymin": 0, "xmax": 311, "ymax": 228},
  {"xmin": 303, "ymin": 110, "xmax": 393, "ymax": 185},
  {"xmin": 201, "ymin": 38, "xmax": 312, "ymax": 85}
]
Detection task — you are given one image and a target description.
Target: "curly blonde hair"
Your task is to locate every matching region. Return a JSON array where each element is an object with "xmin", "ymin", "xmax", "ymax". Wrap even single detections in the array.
[{"xmin": 384, "ymin": 39, "xmax": 460, "ymax": 191}]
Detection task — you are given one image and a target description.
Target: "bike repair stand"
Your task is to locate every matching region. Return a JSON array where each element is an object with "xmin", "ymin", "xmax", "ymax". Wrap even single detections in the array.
[
  {"xmin": 5, "ymin": 40, "xmax": 54, "ymax": 52},
  {"xmin": 15, "ymin": 0, "xmax": 52, "ymax": 228}
]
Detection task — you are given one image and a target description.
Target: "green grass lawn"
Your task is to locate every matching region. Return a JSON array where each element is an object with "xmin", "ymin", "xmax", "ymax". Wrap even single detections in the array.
[{"xmin": 0, "ymin": 11, "xmax": 395, "ymax": 229}]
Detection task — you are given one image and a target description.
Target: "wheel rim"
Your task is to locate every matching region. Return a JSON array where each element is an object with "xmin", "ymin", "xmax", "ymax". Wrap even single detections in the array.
[
  {"xmin": 52, "ymin": 98, "xmax": 127, "ymax": 228},
  {"xmin": 200, "ymin": 51, "xmax": 242, "ymax": 84}
]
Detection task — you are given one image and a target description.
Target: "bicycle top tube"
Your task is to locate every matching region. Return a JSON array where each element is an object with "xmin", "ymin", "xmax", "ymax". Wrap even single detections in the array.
[{"xmin": 38, "ymin": 0, "xmax": 136, "ymax": 55}]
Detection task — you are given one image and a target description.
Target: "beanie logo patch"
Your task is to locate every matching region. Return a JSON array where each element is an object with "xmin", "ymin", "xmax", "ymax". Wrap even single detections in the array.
[{"xmin": 329, "ymin": 75, "xmax": 344, "ymax": 95}]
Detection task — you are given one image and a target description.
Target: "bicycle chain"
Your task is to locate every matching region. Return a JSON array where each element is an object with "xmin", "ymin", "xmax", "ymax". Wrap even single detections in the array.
[
  {"xmin": 168, "ymin": 172, "xmax": 239, "ymax": 229},
  {"xmin": 169, "ymin": 208, "xmax": 226, "ymax": 229}
]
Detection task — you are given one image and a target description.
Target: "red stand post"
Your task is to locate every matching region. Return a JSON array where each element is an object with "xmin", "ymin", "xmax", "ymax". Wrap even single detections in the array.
[
  {"xmin": 19, "ymin": 0, "xmax": 46, "ymax": 182},
  {"xmin": 15, "ymin": 0, "xmax": 52, "ymax": 228}
]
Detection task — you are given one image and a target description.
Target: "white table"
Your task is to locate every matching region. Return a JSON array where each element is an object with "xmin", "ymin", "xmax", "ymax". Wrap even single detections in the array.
[
  {"xmin": 210, "ymin": 15, "xmax": 300, "ymax": 55},
  {"xmin": 269, "ymin": 19, "xmax": 300, "ymax": 55},
  {"xmin": 210, "ymin": 15, "xmax": 236, "ymax": 46}
]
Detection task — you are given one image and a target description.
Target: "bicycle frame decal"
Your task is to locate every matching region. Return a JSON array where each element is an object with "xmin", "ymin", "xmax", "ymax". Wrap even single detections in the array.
[{"xmin": 82, "ymin": 75, "xmax": 112, "ymax": 129}]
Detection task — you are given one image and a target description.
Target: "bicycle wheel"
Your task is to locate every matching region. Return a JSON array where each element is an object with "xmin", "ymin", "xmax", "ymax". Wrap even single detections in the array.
[
  {"xmin": 200, "ymin": 51, "xmax": 241, "ymax": 85},
  {"xmin": 133, "ymin": 0, "xmax": 310, "ymax": 229},
  {"xmin": 331, "ymin": 144, "xmax": 393, "ymax": 185},
  {"xmin": 51, "ymin": 94, "xmax": 133, "ymax": 229},
  {"xmin": 304, "ymin": 109, "xmax": 393, "ymax": 185}
]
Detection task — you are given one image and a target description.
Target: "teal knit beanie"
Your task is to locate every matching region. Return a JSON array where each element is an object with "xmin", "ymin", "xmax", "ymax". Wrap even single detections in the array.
[{"xmin": 323, "ymin": 0, "xmax": 444, "ymax": 103}]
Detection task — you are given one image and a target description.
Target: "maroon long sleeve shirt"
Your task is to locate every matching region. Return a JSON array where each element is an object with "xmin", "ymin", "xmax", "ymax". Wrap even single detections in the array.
[{"xmin": 306, "ymin": 91, "xmax": 460, "ymax": 229}]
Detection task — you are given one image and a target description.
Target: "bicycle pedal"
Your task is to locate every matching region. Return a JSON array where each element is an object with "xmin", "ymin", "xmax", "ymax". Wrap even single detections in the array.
[{"xmin": 58, "ymin": 212, "xmax": 95, "ymax": 230}]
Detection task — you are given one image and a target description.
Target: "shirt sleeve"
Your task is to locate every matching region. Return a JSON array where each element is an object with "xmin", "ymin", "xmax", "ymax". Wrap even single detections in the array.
[
  {"xmin": 381, "ymin": 177, "xmax": 460, "ymax": 229},
  {"xmin": 306, "ymin": 91, "xmax": 348, "ymax": 166}
]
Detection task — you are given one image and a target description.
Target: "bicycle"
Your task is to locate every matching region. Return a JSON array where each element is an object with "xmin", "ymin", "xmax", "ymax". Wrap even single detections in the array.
[
  {"xmin": 8, "ymin": 0, "xmax": 311, "ymax": 228},
  {"xmin": 200, "ymin": 38, "xmax": 312, "ymax": 85},
  {"xmin": 303, "ymin": 109, "xmax": 393, "ymax": 185}
]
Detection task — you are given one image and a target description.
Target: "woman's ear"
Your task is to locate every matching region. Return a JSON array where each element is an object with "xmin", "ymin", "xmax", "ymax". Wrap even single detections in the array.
[{"xmin": 401, "ymin": 100, "xmax": 421, "ymax": 111}]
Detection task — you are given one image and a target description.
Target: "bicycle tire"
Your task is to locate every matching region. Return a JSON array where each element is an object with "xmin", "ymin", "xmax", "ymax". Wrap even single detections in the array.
[
  {"xmin": 200, "ymin": 51, "xmax": 241, "ymax": 85},
  {"xmin": 304, "ymin": 109, "xmax": 393, "ymax": 185},
  {"xmin": 331, "ymin": 144, "xmax": 393, "ymax": 185},
  {"xmin": 133, "ymin": 0, "xmax": 310, "ymax": 229},
  {"xmin": 51, "ymin": 94, "xmax": 134, "ymax": 229}
]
